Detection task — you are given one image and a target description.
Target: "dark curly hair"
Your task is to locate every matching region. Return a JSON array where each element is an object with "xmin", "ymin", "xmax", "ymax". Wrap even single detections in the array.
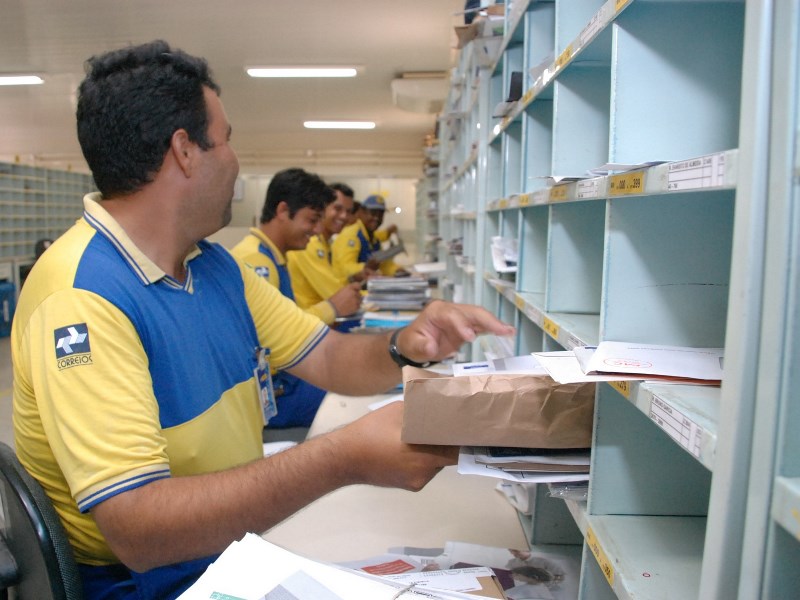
[
  {"xmin": 76, "ymin": 40, "xmax": 220, "ymax": 198},
  {"xmin": 261, "ymin": 168, "xmax": 334, "ymax": 223}
]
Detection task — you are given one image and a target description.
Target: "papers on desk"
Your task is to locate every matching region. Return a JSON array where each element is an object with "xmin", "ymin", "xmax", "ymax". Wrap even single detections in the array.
[
  {"xmin": 339, "ymin": 554, "xmax": 505, "ymax": 598},
  {"xmin": 534, "ymin": 341, "xmax": 724, "ymax": 385},
  {"xmin": 179, "ymin": 533, "xmax": 489, "ymax": 600},
  {"xmin": 346, "ymin": 541, "xmax": 581, "ymax": 600},
  {"xmin": 365, "ymin": 276, "xmax": 429, "ymax": 311},
  {"xmin": 362, "ymin": 310, "xmax": 419, "ymax": 329},
  {"xmin": 429, "ymin": 541, "xmax": 581, "ymax": 600}
]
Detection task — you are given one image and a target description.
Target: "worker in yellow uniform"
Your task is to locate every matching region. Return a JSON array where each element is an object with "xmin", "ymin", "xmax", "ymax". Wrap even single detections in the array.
[
  {"xmin": 345, "ymin": 199, "xmax": 361, "ymax": 226},
  {"xmin": 332, "ymin": 194, "xmax": 406, "ymax": 279},
  {"xmin": 287, "ymin": 182, "xmax": 365, "ymax": 317},
  {"xmin": 230, "ymin": 168, "xmax": 361, "ymax": 428}
]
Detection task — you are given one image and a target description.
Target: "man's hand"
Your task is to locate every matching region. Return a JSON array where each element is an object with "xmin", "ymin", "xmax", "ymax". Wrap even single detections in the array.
[
  {"xmin": 329, "ymin": 282, "xmax": 363, "ymax": 317},
  {"xmin": 289, "ymin": 300, "xmax": 514, "ymax": 396},
  {"xmin": 327, "ymin": 401, "xmax": 457, "ymax": 491},
  {"xmin": 396, "ymin": 300, "xmax": 515, "ymax": 365},
  {"xmin": 348, "ymin": 269, "xmax": 368, "ymax": 283}
]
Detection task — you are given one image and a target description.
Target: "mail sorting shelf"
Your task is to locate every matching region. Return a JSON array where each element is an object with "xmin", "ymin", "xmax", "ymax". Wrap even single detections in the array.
[
  {"xmin": 0, "ymin": 162, "xmax": 92, "ymax": 261},
  {"xmin": 437, "ymin": 0, "xmax": 761, "ymax": 597},
  {"xmin": 439, "ymin": 40, "xmax": 483, "ymax": 309}
]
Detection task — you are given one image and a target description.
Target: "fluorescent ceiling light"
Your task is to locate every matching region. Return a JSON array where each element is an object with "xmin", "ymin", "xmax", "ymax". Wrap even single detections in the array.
[
  {"xmin": 304, "ymin": 121, "xmax": 375, "ymax": 130},
  {"xmin": 247, "ymin": 67, "xmax": 357, "ymax": 78},
  {"xmin": 0, "ymin": 75, "xmax": 43, "ymax": 86}
]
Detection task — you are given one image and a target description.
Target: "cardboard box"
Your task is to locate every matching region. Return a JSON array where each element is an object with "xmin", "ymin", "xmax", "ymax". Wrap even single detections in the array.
[
  {"xmin": 453, "ymin": 4, "xmax": 505, "ymax": 49},
  {"xmin": 401, "ymin": 367, "xmax": 595, "ymax": 448}
]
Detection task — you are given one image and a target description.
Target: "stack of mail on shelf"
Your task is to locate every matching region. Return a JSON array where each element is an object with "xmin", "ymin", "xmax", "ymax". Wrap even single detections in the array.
[
  {"xmin": 533, "ymin": 341, "xmax": 724, "ymax": 385},
  {"xmin": 365, "ymin": 276, "xmax": 429, "ymax": 311},
  {"xmin": 489, "ymin": 236, "xmax": 518, "ymax": 276},
  {"xmin": 458, "ymin": 446, "xmax": 590, "ymax": 484}
]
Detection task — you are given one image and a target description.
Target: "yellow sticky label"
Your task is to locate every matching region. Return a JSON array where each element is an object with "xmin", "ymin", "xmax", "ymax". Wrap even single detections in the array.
[
  {"xmin": 587, "ymin": 527, "xmax": 615, "ymax": 586},
  {"xmin": 515, "ymin": 295, "xmax": 525, "ymax": 310},
  {"xmin": 549, "ymin": 185, "xmax": 568, "ymax": 202},
  {"xmin": 498, "ymin": 198, "xmax": 508, "ymax": 209},
  {"xmin": 543, "ymin": 317, "xmax": 560, "ymax": 339},
  {"xmin": 556, "ymin": 44, "xmax": 574, "ymax": 69},
  {"xmin": 522, "ymin": 89, "xmax": 534, "ymax": 105},
  {"xmin": 609, "ymin": 171, "xmax": 645, "ymax": 196},
  {"xmin": 518, "ymin": 194, "xmax": 531, "ymax": 207},
  {"xmin": 616, "ymin": 0, "xmax": 632, "ymax": 12},
  {"xmin": 609, "ymin": 380, "xmax": 631, "ymax": 398}
]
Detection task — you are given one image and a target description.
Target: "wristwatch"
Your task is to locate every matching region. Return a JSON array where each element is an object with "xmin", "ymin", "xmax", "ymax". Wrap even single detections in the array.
[{"xmin": 388, "ymin": 327, "xmax": 436, "ymax": 369}]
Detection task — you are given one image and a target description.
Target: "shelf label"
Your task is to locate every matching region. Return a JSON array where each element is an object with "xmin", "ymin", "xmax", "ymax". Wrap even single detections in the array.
[
  {"xmin": 587, "ymin": 527, "xmax": 615, "ymax": 586},
  {"xmin": 565, "ymin": 334, "xmax": 583, "ymax": 350},
  {"xmin": 577, "ymin": 178, "xmax": 601, "ymax": 199},
  {"xmin": 522, "ymin": 88, "xmax": 534, "ymax": 105},
  {"xmin": 498, "ymin": 198, "xmax": 508, "ymax": 209},
  {"xmin": 579, "ymin": 11, "xmax": 604, "ymax": 47},
  {"xmin": 616, "ymin": 0, "xmax": 633, "ymax": 13},
  {"xmin": 609, "ymin": 170, "xmax": 645, "ymax": 195},
  {"xmin": 556, "ymin": 44, "xmax": 574, "ymax": 70},
  {"xmin": 549, "ymin": 185, "xmax": 568, "ymax": 202},
  {"xmin": 667, "ymin": 153, "xmax": 727, "ymax": 191},
  {"xmin": 543, "ymin": 317, "xmax": 560, "ymax": 339},
  {"xmin": 649, "ymin": 395, "xmax": 704, "ymax": 459},
  {"xmin": 515, "ymin": 294, "xmax": 526, "ymax": 310},
  {"xmin": 518, "ymin": 194, "xmax": 531, "ymax": 207},
  {"xmin": 522, "ymin": 305, "xmax": 542, "ymax": 327},
  {"xmin": 609, "ymin": 380, "xmax": 631, "ymax": 398}
]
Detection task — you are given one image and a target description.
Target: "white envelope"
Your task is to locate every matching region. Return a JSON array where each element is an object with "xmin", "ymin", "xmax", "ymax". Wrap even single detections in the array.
[{"xmin": 584, "ymin": 341, "xmax": 724, "ymax": 381}]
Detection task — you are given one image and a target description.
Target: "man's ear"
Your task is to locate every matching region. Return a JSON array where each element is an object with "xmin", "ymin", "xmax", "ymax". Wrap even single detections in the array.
[
  {"xmin": 170, "ymin": 129, "xmax": 194, "ymax": 177},
  {"xmin": 276, "ymin": 200, "xmax": 291, "ymax": 220}
]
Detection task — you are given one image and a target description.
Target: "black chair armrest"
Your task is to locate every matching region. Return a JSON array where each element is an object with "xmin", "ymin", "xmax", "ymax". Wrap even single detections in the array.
[{"xmin": 0, "ymin": 532, "xmax": 20, "ymax": 587}]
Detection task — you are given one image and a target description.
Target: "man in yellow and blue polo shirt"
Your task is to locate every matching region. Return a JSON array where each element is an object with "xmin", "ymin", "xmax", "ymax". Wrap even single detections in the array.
[
  {"xmin": 287, "ymin": 182, "xmax": 366, "ymax": 315},
  {"xmin": 230, "ymin": 168, "xmax": 361, "ymax": 428},
  {"xmin": 11, "ymin": 40, "xmax": 514, "ymax": 600},
  {"xmin": 332, "ymin": 194, "xmax": 406, "ymax": 279}
]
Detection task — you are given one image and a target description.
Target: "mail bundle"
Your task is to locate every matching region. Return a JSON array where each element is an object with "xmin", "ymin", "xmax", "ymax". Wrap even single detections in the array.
[{"xmin": 401, "ymin": 366, "xmax": 596, "ymax": 449}]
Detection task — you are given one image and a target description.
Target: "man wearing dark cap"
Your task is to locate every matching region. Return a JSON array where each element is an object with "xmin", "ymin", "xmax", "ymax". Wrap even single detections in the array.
[{"xmin": 332, "ymin": 193, "xmax": 405, "ymax": 278}]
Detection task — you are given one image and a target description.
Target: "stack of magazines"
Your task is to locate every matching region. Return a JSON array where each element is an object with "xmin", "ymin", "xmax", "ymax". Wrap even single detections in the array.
[{"xmin": 365, "ymin": 277, "xmax": 429, "ymax": 311}]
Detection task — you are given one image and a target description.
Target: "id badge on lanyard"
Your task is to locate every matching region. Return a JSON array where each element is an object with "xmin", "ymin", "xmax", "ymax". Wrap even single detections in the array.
[{"xmin": 254, "ymin": 347, "xmax": 277, "ymax": 425}]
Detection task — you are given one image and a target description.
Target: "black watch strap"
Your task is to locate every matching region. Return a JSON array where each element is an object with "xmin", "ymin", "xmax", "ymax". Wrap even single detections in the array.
[{"xmin": 388, "ymin": 327, "xmax": 436, "ymax": 369}]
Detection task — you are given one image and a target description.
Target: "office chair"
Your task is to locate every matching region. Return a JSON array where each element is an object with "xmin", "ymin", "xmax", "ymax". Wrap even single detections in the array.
[{"xmin": 0, "ymin": 442, "xmax": 83, "ymax": 599}]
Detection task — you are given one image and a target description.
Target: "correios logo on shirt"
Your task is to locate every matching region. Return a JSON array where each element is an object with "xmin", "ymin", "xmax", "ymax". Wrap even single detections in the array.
[{"xmin": 54, "ymin": 323, "xmax": 93, "ymax": 370}]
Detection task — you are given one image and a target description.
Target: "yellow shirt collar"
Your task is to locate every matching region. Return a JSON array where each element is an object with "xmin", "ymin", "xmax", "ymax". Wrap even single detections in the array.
[
  {"xmin": 248, "ymin": 227, "xmax": 286, "ymax": 266},
  {"xmin": 82, "ymin": 192, "xmax": 201, "ymax": 286}
]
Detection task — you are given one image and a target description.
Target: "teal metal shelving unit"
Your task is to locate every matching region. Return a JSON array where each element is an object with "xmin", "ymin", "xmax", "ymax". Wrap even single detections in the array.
[{"xmin": 438, "ymin": 0, "xmax": 796, "ymax": 597}]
